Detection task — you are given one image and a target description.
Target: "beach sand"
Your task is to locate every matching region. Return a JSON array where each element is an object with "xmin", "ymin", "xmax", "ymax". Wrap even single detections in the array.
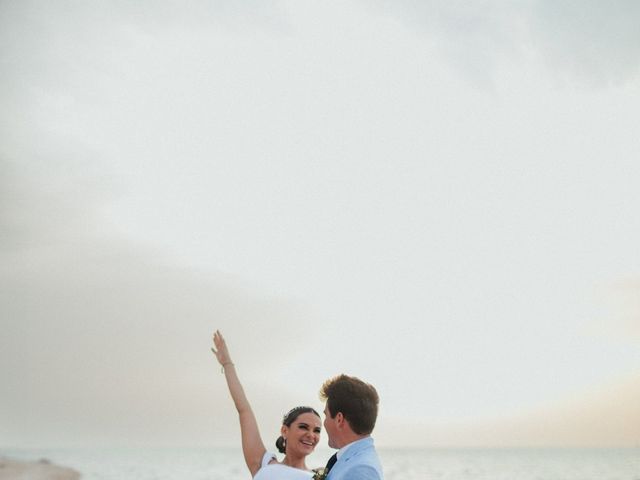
[{"xmin": 0, "ymin": 457, "xmax": 81, "ymax": 480}]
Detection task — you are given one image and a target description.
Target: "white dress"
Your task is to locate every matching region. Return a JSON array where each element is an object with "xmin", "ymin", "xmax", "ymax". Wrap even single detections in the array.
[{"xmin": 253, "ymin": 452, "xmax": 314, "ymax": 480}]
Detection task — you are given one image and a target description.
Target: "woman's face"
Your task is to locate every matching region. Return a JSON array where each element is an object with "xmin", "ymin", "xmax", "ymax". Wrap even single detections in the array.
[{"xmin": 282, "ymin": 412, "xmax": 322, "ymax": 456}]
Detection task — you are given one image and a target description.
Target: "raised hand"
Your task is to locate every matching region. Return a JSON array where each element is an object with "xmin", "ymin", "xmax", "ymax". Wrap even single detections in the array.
[{"xmin": 212, "ymin": 329, "xmax": 233, "ymax": 367}]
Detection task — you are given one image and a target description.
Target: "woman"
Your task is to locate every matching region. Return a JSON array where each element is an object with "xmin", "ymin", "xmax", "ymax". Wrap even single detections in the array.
[{"xmin": 211, "ymin": 330, "xmax": 322, "ymax": 479}]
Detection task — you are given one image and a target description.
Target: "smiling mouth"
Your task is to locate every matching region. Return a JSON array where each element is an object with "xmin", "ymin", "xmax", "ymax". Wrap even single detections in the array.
[{"xmin": 301, "ymin": 440, "xmax": 315, "ymax": 447}]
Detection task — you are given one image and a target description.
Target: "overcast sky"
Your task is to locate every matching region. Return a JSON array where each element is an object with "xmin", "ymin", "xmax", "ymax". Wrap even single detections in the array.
[{"xmin": 1, "ymin": 1, "xmax": 639, "ymax": 449}]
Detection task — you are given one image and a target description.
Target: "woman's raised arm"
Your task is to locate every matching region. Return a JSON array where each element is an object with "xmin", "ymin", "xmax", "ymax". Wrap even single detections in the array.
[{"xmin": 212, "ymin": 330, "xmax": 268, "ymax": 476}]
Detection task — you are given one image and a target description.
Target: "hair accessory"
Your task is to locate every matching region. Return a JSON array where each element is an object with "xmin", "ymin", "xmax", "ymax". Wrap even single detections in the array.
[{"xmin": 282, "ymin": 406, "xmax": 306, "ymax": 422}]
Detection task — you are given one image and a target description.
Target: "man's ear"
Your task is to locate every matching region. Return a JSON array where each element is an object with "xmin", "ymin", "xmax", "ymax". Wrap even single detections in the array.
[{"xmin": 335, "ymin": 412, "xmax": 345, "ymax": 428}]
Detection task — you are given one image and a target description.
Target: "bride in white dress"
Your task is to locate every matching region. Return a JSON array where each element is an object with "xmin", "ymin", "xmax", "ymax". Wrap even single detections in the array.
[{"xmin": 212, "ymin": 330, "xmax": 323, "ymax": 480}]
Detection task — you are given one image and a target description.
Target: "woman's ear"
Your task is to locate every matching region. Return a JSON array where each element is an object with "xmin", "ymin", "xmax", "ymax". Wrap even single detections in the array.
[{"xmin": 280, "ymin": 424, "xmax": 288, "ymax": 437}]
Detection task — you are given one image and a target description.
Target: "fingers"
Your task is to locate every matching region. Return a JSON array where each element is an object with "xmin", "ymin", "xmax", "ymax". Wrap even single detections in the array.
[
  {"xmin": 213, "ymin": 330, "xmax": 226, "ymax": 348},
  {"xmin": 212, "ymin": 330, "xmax": 226, "ymax": 352}
]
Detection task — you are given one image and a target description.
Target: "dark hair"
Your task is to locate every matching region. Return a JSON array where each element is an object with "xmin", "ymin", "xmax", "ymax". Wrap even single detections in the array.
[
  {"xmin": 319, "ymin": 374, "xmax": 379, "ymax": 435},
  {"xmin": 275, "ymin": 406, "xmax": 320, "ymax": 454}
]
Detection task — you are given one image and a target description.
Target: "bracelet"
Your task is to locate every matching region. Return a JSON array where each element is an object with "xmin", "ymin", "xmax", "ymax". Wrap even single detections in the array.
[{"xmin": 221, "ymin": 362, "xmax": 234, "ymax": 373}]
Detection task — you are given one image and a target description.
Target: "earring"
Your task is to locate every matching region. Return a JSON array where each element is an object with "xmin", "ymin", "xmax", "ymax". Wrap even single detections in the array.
[{"xmin": 283, "ymin": 438, "xmax": 287, "ymax": 448}]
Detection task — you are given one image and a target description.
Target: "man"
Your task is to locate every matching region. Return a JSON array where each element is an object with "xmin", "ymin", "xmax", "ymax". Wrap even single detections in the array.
[{"xmin": 319, "ymin": 374, "xmax": 383, "ymax": 480}]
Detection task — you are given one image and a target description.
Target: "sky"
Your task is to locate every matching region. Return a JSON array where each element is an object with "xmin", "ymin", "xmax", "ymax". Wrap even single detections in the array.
[{"xmin": 1, "ymin": 1, "xmax": 639, "ymax": 449}]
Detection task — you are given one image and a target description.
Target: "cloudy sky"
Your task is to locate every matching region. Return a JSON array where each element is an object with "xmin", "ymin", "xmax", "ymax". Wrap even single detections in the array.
[{"xmin": 1, "ymin": 1, "xmax": 639, "ymax": 449}]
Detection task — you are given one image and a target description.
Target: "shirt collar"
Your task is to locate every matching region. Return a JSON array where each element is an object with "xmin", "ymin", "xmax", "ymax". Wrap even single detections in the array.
[{"xmin": 336, "ymin": 436, "xmax": 370, "ymax": 460}]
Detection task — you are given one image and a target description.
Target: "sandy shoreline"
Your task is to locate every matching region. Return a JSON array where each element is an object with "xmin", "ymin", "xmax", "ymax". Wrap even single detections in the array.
[{"xmin": 0, "ymin": 457, "xmax": 81, "ymax": 480}]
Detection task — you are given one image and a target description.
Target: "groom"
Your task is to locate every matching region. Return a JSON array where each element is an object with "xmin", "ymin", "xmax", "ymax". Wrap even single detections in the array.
[{"xmin": 319, "ymin": 374, "xmax": 383, "ymax": 480}]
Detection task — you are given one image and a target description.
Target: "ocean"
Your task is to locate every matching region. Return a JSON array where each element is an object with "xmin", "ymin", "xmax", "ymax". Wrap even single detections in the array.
[{"xmin": 2, "ymin": 447, "xmax": 638, "ymax": 480}]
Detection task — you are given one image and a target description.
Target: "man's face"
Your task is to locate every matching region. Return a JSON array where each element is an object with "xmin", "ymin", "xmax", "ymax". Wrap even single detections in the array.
[{"xmin": 323, "ymin": 403, "xmax": 338, "ymax": 448}]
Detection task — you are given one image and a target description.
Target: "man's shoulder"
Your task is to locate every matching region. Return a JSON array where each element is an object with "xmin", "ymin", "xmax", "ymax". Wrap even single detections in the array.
[
  {"xmin": 346, "ymin": 437, "xmax": 380, "ymax": 460},
  {"xmin": 342, "ymin": 441, "xmax": 382, "ymax": 478}
]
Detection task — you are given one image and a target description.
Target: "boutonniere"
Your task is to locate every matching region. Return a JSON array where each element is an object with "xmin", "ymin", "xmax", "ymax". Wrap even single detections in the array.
[{"xmin": 312, "ymin": 467, "xmax": 328, "ymax": 480}]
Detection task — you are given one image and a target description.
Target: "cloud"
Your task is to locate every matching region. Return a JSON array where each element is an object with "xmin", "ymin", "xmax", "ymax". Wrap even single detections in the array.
[
  {"xmin": 499, "ymin": 374, "xmax": 640, "ymax": 447},
  {"xmin": 0, "ymin": 239, "xmax": 311, "ymax": 446},
  {"xmin": 0, "ymin": 147, "xmax": 312, "ymax": 448},
  {"xmin": 531, "ymin": 0, "xmax": 640, "ymax": 86},
  {"xmin": 0, "ymin": 0, "xmax": 288, "ymax": 40},
  {"xmin": 366, "ymin": 0, "xmax": 525, "ymax": 86},
  {"xmin": 0, "ymin": 157, "xmax": 117, "ymax": 253},
  {"xmin": 594, "ymin": 279, "xmax": 640, "ymax": 340},
  {"xmin": 379, "ymin": 374, "xmax": 640, "ymax": 447},
  {"xmin": 368, "ymin": 0, "xmax": 640, "ymax": 87},
  {"xmin": 2, "ymin": 0, "xmax": 639, "ymax": 449}
]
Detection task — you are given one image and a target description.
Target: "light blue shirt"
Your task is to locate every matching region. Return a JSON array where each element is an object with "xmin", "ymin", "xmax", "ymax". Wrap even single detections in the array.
[{"xmin": 326, "ymin": 437, "xmax": 383, "ymax": 480}]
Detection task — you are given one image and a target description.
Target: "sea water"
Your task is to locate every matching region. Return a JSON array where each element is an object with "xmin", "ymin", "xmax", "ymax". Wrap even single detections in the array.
[{"xmin": 2, "ymin": 447, "xmax": 638, "ymax": 480}]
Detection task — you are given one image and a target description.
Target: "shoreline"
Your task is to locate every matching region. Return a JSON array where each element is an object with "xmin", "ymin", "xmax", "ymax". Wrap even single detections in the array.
[{"xmin": 0, "ymin": 457, "xmax": 81, "ymax": 480}]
